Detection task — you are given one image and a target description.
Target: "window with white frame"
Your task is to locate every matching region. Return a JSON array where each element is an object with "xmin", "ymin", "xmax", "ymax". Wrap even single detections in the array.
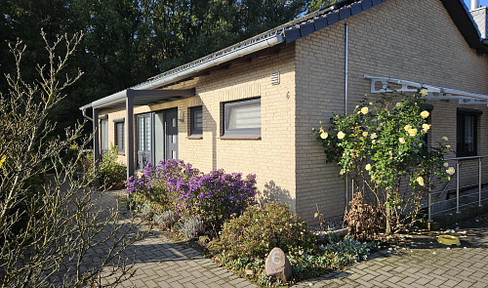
[{"xmin": 222, "ymin": 98, "xmax": 261, "ymax": 137}]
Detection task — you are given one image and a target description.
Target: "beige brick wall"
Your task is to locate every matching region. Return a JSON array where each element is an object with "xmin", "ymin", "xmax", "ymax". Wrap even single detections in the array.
[
  {"xmin": 295, "ymin": 0, "xmax": 488, "ymax": 222},
  {"xmin": 100, "ymin": 45, "xmax": 298, "ymax": 210}
]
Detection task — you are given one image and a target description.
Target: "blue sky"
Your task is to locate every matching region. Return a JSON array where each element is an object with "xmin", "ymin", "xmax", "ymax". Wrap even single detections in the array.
[{"xmin": 464, "ymin": 0, "xmax": 488, "ymax": 9}]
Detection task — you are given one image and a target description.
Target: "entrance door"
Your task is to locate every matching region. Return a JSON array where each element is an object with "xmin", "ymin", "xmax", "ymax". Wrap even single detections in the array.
[
  {"xmin": 154, "ymin": 108, "xmax": 178, "ymax": 163},
  {"xmin": 164, "ymin": 108, "xmax": 178, "ymax": 160}
]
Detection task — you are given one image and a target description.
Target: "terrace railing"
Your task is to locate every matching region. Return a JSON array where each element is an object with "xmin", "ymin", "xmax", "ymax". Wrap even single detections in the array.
[{"xmin": 427, "ymin": 155, "xmax": 488, "ymax": 223}]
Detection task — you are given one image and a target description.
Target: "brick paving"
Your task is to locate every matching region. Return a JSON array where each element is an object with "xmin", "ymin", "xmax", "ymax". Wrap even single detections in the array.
[
  {"xmin": 99, "ymin": 190, "xmax": 488, "ymax": 287},
  {"xmin": 96, "ymin": 190, "xmax": 258, "ymax": 288}
]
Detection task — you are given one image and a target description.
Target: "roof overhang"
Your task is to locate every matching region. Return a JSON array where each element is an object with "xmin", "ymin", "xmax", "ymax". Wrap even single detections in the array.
[
  {"xmin": 79, "ymin": 88, "xmax": 195, "ymax": 111},
  {"xmin": 440, "ymin": 0, "xmax": 488, "ymax": 53},
  {"xmin": 364, "ymin": 75, "xmax": 488, "ymax": 106}
]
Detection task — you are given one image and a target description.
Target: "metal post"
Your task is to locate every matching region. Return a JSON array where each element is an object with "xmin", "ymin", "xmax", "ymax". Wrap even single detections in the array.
[
  {"xmin": 126, "ymin": 89, "xmax": 135, "ymax": 179},
  {"xmin": 92, "ymin": 108, "xmax": 100, "ymax": 188},
  {"xmin": 479, "ymin": 157, "xmax": 483, "ymax": 207},
  {"xmin": 345, "ymin": 176, "xmax": 349, "ymax": 211},
  {"xmin": 456, "ymin": 161, "xmax": 461, "ymax": 214},
  {"xmin": 428, "ymin": 188, "xmax": 432, "ymax": 224},
  {"xmin": 351, "ymin": 178, "xmax": 355, "ymax": 198}
]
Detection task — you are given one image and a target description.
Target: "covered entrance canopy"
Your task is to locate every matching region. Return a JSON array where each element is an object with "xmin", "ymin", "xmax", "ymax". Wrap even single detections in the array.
[
  {"xmin": 364, "ymin": 75, "xmax": 488, "ymax": 106},
  {"xmin": 79, "ymin": 88, "xmax": 195, "ymax": 178}
]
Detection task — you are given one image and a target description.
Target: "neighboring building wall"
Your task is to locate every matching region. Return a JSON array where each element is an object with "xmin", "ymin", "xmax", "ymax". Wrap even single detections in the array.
[
  {"xmin": 295, "ymin": 0, "xmax": 488, "ymax": 222},
  {"xmin": 100, "ymin": 45, "xmax": 298, "ymax": 210}
]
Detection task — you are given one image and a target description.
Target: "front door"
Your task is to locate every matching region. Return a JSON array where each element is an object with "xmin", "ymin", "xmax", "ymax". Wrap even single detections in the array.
[{"xmin": 164, "ymin": 108, "xmax": 178, "ymax": 160}]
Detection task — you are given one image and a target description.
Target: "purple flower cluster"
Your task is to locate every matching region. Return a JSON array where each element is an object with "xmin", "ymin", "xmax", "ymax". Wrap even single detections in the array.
[{"xmin": 125, "ymin": 159, "xmax": 257, "ymax": 227}]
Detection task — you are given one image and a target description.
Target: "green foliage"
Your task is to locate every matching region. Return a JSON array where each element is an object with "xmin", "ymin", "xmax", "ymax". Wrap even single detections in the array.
[
  {"xmin": 314, "ymin": 90, "xmax": 454, "ymax": 233},
  {"xmin": 208, "ymin": 202, "xmax": 377, "ymax": 286},
  {"xmin": 208, "ymin": 202, "xmax": 317, "ymax": 260},
  {"xmin": 309, "ymin": 0, "xmax": 339, "ymax": 11},
  {"xmin": 99, "ymin": 145, "xmax": 126, "ymax": 189},
  {"xmin": 2, "ymin": 0, "xmax": 316, "ymax": 137}
]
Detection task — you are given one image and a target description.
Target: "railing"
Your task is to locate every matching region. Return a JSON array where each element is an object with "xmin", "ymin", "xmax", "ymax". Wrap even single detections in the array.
[{"xmin": 427, "ymin": 155, "xmax": 488, "ymax": 223}]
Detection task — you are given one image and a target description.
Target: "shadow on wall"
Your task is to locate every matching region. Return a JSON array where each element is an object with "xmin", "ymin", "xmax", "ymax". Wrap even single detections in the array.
[{"xmin": 258, "ymin": 180, "xmax": 295, "ymax": 211}]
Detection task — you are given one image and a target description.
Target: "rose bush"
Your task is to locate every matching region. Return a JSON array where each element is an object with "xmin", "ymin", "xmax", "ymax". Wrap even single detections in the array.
[{"xmin": 314, "ymin": 89, "xmax": 454, "ymax": 234}]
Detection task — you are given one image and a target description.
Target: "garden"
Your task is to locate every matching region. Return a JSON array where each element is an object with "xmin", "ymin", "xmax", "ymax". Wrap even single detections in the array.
[
  {"xmin": 102, "ymin": 88, "xmax": 457, "ymax": 287},
  {"xmin": 120, "ymin": 158, "xmax": 378, "ymax": 287}
]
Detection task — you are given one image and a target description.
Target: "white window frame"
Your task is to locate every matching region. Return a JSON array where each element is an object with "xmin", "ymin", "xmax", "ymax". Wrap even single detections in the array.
[{"xmin": 222, "ymin": 98, "xmax": 261, "ymax": 137}]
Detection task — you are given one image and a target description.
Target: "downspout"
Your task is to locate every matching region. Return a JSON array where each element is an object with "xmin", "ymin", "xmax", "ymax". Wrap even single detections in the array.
[
  {"xmin": 344, "ymin": 24, "xmax": 350, "ymax": 212},
  {"xmin": 81, "ymin": 107, "xmax": 93, "ymax": 122}
]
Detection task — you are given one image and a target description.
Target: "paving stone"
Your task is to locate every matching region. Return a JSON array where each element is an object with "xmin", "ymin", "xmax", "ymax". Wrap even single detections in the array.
[{"xmin": 94, "ymin": 191, "xmax": 488, "ymax": 288}]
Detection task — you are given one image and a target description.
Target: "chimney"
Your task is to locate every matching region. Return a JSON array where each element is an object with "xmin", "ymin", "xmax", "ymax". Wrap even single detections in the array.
[
  {"xmin": 469, "ymin": 1, "xmax": 487, "ymax": 40},
  {"xmin": 471, "ymin": 0, "xmax": 480, "ymax": 11}
]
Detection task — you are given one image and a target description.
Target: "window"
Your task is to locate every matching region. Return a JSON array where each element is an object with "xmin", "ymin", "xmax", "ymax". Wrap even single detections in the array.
[
  {"xmin": 222, "ymin": 98, "xmax": 261, "ymax": 137},
  {"xmin": 114, "ymin": 119, "xmax": 124, "ymax": 153},
  {"xmin": 457, "ymin": 108, "xmax": 481, "ymax": 157},
  {"xmin": 100, "ymin": 118, "xmax": 108, "ymax": 154},
  {"xmin": 189, "ymin": 106, "xmax": 203, "ymax": 136},
  {"xmin": 136, "ymin": 114, "xmax": 151, "ymax": 169}
]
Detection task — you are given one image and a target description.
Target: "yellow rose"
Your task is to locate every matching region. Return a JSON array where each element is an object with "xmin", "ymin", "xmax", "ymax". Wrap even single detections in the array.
[
  {"xmin": 443, "ymin": 162, "xmax": 449, "ymax": 168},
  {"xmin": 369, "ymin": 102, "xmax": 373, "ymax": 105},
  {"xmin": 420, "ymin": 88, "xmax": 428, "ymax": 97},
  {"xmin": 395, "ymin": 102, "xmax": 402, "ymax": 108},
  {"xmin": 408, "ymin": 128, "xmax": 418, "ymax": 137},
  {"xmin": 337, "ymin": 131, "xmax": 345, "ymax": 140},
  {"xmin": 365, "ymin": 164, "xmax": 372, "ymax": 171},
  {"xmin": 422, "ymin": 123, "xmax": 430, "ymax": 133},
  {"xmin": 320, "ymin": 132, "xmax": 328, "ymax": 139},
  {"xmin": 399, "ymin": 137, "xmax": 405, "ymax": 144},
  {"xmin": 446, "ymin": 145, "xmax": 451, "ymax": 149},
  {"xmin": 416, "ymin": 176, "xmax": 425, "ymax": 186},
  {"xmin": 404, "ymin": 124, "xmax": 412, "ymax": 131},
  {"xmin": 420, "ymin": 110, "xmax": 430, "ymax": 119},
  {"xmin": 361, "ymin": 107, "xmax": 369, "ymax": 114},
  {"xmin": 372, "ymin": 140, "xmax": 377, "ymax": 145},
  {"xmin": 446, "ymin": 167, "xmax": 455, "ymax": 175},
  {"xmin": 362, "ymin": 131, "xmax": 368, "ymax": 137},
  {"xmin": 370, "ymin": 132, "xmax": 377, "ymax": 139},
  {"xmin": 442, "ymin": 136, "xmax": 449, "ymax": 141}
]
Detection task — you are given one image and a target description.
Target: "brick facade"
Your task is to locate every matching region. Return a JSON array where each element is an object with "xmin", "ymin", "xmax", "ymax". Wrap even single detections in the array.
[
  {"xmin": 99, "ymin": 0, "xmax": 488, "ymax": 223},
  {"xmin": 295, "ymin": 0, "xmax": 488, "ymax": 222}
]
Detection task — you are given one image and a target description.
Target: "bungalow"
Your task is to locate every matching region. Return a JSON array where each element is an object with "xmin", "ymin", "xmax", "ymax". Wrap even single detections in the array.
[{"xmin": 80, "ymin": 0, "xmax": 488, "ymax": 223}]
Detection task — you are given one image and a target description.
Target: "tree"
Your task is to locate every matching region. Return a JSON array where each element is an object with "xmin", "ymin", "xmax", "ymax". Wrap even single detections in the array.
[
  {"xmin": 0, "ymin": 31, "xmax": 144, "ymax": 288},
  {"xmin": 308, "ymin": 0, "xmax": 338, "ymax": 11},
  {"xmin": 314, "ymin": 90, "xmax": 454, "ymax": 235}
]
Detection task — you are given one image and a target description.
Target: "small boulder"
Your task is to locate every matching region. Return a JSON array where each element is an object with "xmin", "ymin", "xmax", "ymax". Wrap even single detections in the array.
[{"xmin": 265, "ymin": 247, "xmax": 292, "ymax": 282}]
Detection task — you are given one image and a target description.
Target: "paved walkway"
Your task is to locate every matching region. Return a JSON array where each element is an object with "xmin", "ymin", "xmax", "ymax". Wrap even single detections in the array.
[{"xmin": 99, "ymin": 191, "xmax": 488, "ymax": 287}]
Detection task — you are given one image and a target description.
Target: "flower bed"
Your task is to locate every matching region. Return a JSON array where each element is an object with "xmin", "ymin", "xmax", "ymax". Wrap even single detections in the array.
[
  {"xmin": 126, "ymin": 159, "xmax": 257, "ymax": 230},
  {"xmin": 125, "ymin": 160, "xmax": 377, "ymax": 287}
]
